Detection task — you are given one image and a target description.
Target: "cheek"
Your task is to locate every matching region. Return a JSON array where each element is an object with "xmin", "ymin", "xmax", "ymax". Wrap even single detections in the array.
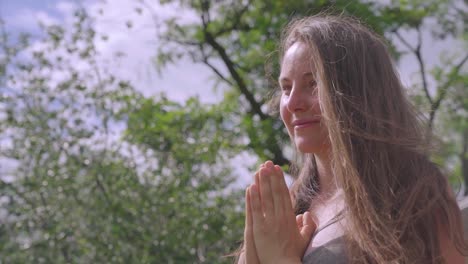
[
  {"xmin": 279, "ymin": 97, "xmax": 293, "ymax": 134},
  {"xmin": 279, "ymin": 97, "xmax": 288, "ymax": 122}
]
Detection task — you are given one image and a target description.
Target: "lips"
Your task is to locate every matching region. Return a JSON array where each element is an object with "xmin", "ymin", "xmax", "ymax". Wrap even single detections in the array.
[{"xmin": 292, "ymin": 118, "xmax": 321, "ymax": 129}]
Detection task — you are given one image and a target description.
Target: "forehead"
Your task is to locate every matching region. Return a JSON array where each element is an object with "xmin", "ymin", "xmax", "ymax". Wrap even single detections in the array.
[{"xmin": 280, "ymin": 42, "xmax": 315, "ymax": 79}]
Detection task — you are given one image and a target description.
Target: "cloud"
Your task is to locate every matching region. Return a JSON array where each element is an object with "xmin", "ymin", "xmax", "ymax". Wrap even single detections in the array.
[
  {"xmin": 2, "ymin": 0, "xmax": 235, "ymax": 182},
  {"xmin": 5, "ymin": 0, "xmax": 223, "ymax": 103},
  {"xmin": 55, "ymin": 1, "xmax": 75, "ymax": 15},
  {"xmin": 4, "ymin": 8, "xmax": 60, "ymax": 32},
  {"xmin": 81, "ymin": 0, "xmax": 223, "ymax": 103},
  {"xmin": 8, "ymin": 0, "xmax": 461, "ymax": 187}
]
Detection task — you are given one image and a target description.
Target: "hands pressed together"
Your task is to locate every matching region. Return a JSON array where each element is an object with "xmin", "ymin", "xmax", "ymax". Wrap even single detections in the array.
[{"xmin": 242, "ymin": 161, "xmax": 316, "ymax": 264}]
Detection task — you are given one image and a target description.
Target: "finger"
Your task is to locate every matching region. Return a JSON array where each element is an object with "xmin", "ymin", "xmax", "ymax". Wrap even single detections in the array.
[
  {"xmin": 259, "ymin": 168, "xmax": 274, "ymax": 219},
  {"xmin": 245, "ymin": 187, "xmax": 258, "ymax": 263},
  {"xmin": 254, "ymin": 171, "xmax": 261, "ymax": 205},
  {"xmin": 245, "ymin": 187, "xmax": 250, "ymax": 230},
  {"xmin": 249, "ymin": 184, "xmax": 264, "ymax": 227},
  {"xmin": 267, "ymin": 163, "xmax": 285, "ymax": 219},
  {"xmin": 244, "ymin": 187, "xmax": 249, "ymax": 239},
  {"xmin": 256, "ymin": 162, "xmax": 266, "ymax": 185},
  {"xmin": 258, "ymin": 162, "xmax": 266, "ymax": 177},
  {"xmin": 274, "ymin": 165, "xmax": 295, "ymax": 217},
  {"xmin": 264, "ymin": 160, "xmax": 274, "ymax": 167},
  {"xmin": 244, "ymin": 187, "xmax": 252, "ymax": 236},
  {"xmin": 296, "ymin": 214, "xmax": 304, "ymax": 229},
  {"xmin": 300, "ymin": 211, "xmax": 317, "ymax": 243}
]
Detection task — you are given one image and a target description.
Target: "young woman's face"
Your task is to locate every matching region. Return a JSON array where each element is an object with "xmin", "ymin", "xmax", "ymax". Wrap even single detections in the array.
[{"xmin": 279, "ymin": 42, "xmax": 330, "ymax": 154}]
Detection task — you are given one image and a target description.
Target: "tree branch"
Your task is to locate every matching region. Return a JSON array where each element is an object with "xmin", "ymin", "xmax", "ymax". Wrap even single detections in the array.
[
  {"xmin": 212, "ymin": 0, "xmax": 252, "ymax": 37},
  {"xmin": 451, "ymin": 53, "xmax": 468, "ymax": 77},
  {"xmin": 393, "ymin": 30, "xmax": 415, "ymax": 53},
  {"xmin": 198, "ymin": 44, "xmax": 233, "ymax": 85},
  {"xmin": 196, "ymin": 3, "xmax": 288, "ymax": 165},
  {"xmin": 414, "ymin": 26, "xmax": 432, "ymax": 106},
  {"xmin": 161, "ymin": 35, "xmax": 200, "ymax": 46},
  {"xmin": 203, "ymin": 29, "xmax": 267, "ymax": 120},
  {"xmin": 393, "ymin": 29, "xmax": 433, "ymax": 105},
  {"xmin": 415, "ymin": 49, "xmax": 431, "ymax": 104},
  {"xmin": 428, "ymin": 53, "xmax": 468, "ymax": 127},
  {"xmin": 94, "ymin": 171, "xmax": 112, "ymax": 207},
  {"xmin": 462, "ymin": 129, "xmax": 468, "ymax": 195}
]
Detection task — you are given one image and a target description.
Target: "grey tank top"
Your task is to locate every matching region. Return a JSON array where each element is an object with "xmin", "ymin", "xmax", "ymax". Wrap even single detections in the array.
[
  {"xmin": 302, "ymin": 237, "xmax": 348, "ymax": 264},
  {"xmin": 302, "ymin": 210, "xmax": 347, "ymax": 263}
]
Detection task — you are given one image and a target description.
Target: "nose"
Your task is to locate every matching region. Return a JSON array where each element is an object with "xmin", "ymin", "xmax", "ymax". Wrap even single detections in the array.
[{"xmin": 286, "ymin": 84, "xmax": 311, "ymax": 113}]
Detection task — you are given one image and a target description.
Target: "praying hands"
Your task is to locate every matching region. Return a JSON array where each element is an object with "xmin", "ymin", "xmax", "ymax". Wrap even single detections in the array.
[{"xmin": 241, "ymin": 161, "xmax": 316, "ymax": 264}]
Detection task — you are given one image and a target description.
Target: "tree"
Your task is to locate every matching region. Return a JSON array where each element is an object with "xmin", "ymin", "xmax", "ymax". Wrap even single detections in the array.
[
  {"xmin": 151, "ymin": 0, "xmax": 393, "ymax": 167},
  {"xmin": 150, "ymin": 0, "xmax": 468, "ymax": 188},
  {"xmin": 385, "ymin": 0, "xmax": 468, "ymax": 192},
  {"xmin": 0, "ymin": 9, "xmax": 243, "ymax": 263},
  {"xmin": 0, "ymin": 0, "xmax": 466, "ymax": 263}
]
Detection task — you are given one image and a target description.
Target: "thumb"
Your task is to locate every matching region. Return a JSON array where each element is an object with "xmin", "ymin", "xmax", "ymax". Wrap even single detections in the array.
[
  {"xmin": 296, "ymin": 214, "xmax": 304, "ymax": 230},
  {"xmin": 300, "ymin": 211, "xmax": 316, "ymax": 242}
]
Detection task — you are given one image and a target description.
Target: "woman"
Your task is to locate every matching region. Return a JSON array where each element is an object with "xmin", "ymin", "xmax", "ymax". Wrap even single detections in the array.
[{"xmin": 237, "ymin": 15, "xmax": 467, "ymax": 263}]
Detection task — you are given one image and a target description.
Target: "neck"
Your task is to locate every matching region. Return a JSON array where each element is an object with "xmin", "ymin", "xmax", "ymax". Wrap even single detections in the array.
[{"xmin": 314, "ymin": 152, "xmax": 338, "ymax": 199}]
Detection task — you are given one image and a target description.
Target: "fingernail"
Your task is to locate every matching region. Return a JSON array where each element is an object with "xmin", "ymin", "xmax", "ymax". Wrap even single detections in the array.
[{"xmin": 251, "ymin": 184, "xmax": 258, "ymax": 194}]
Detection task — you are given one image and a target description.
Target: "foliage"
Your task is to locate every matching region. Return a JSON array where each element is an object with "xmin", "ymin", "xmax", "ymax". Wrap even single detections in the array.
[
  {"xmin": 154, "ymin": 0, "xmax": 394, "ymax": 166},
  {"xmin": 152, "ymin": 0, "xmax": 468, "ymax": 190},
  {"xmin": 0, "ymin": 0, "xmax": 466, "ymax": 263},
  {"xmin": 0, "ymin": 9, "xmax": 242, "ymax": 263}
]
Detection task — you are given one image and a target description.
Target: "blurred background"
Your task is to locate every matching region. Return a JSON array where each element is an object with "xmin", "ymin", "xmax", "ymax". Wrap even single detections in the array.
[{"xmin": 0, "ymin": 0, "xmax": 466, "ymax": 263}]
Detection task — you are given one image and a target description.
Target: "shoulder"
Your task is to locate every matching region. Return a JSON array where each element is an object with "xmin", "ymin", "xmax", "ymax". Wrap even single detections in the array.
[
  {"xmin": 435, "ymin": 186, "xmax": 465, "ymax": 263},
  {"xmin": 436, "ymin": 213, "xmax": 465, "ymax": 264}
]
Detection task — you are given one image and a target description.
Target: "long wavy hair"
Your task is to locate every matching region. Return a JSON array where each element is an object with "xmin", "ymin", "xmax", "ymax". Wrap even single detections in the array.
[
  {"xmin": 268, "ymin": 14, "xmax": 468, "ymax": 263},
  {"xmin": 273, "ymin": 15, "xmax": 468, "ymax": 264}
]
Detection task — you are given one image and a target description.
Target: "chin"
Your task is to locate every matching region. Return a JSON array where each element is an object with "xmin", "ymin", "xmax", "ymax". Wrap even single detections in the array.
[
  {"xmin": 295, "ymin": 139, "xmax": 329, "ymax": 154},
  {"xmin": 297, "ymin": 146, "xmax": 320, "ymax": 154},
  {"xmin": 295, "ymin": 142, "xmax": 320, "ymax": 154}
]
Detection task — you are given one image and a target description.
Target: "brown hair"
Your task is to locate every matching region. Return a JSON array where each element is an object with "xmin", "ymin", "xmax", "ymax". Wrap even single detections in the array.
[{"xmin": 271, "ymin": 14, "xmax": 468, "ymax": 263}]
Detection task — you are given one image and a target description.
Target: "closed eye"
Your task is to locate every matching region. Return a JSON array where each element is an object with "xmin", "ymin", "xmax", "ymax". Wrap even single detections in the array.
[
  {"xmin": 281, "ymin": 85, "xmax": 292, "ymax": 95},
  {"xmin": 307, "ymin": 80, "xmax": 318, "ymax": 95}
]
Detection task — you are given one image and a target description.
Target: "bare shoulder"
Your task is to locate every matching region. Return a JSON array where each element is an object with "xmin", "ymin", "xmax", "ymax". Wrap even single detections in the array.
[
  {"xmin": 436, "ymin": 186, "xmax": 465, "ymax": 263},
  {"xmin": 436, "ymin": 213, "xmax": 465, "ymax": 264}
]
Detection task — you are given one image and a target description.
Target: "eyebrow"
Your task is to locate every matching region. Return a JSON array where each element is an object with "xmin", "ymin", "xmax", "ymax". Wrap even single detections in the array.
[{"xmin": 278, "ymin": 72, "xmax": 314, "ymax": 83}]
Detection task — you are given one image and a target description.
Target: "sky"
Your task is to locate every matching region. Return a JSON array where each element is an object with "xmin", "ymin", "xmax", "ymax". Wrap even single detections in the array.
[
  {"xmin": 0, "ymin": 0, "xmax": 248, "ymax": 184},
  {"xmin": 3, "ymin": 0, "xmax": 462, "ymax": 100},
  {"xmin": 1, "ymin": 0, "xmax": 464, "ymax": 188},
  {"xmin": 1, "ymin": 0, "xmax": 225, "ymax": 103}
]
